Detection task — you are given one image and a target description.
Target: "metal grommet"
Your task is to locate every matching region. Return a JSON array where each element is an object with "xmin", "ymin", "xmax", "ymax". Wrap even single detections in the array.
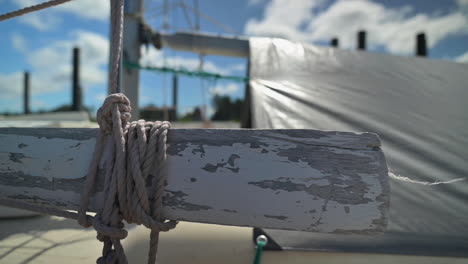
[{"xmin": 256, "ymin": 234, "xmax": 268, "ymax": 245}]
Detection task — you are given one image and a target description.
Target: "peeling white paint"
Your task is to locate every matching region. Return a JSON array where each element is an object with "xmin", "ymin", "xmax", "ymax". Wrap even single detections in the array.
[
  {"xmin": 1, "ymin": 134, "xmax": 94, "ymax": 180},
  {"xmin": 0, "ymin": 128, "xmax": 389, "ymax": 234}
]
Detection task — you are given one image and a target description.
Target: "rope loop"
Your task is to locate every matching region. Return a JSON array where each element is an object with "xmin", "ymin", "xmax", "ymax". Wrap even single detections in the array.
[
  {"xmin": 97, "ymin": 93, "xmax": 132, "ymax": 133},
  {"xmin": 2, "ymin": 0, "xmax": 178, "ymax": 262},
  {"xmin": 79, "ymin": 93, "xmax": 177, "ymax": 264},
  {"xmin": 93, "ymin": 214, "xmax": 128, "ymax": 240}
]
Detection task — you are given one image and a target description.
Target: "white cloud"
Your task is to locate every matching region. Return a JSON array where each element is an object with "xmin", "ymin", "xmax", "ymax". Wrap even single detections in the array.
[
  {"xmin": 0, "ymin": 72, "xmax": 23, "ymax": 99},
  {"xmin": 12, "ymin": 0, "xmax": 109, "ymax": 31},
  {"xmin": 245, "ymin": 0, "xmax": 325, "ymax": 43},
  {"xmin": 245, "ymin": 0, "xmax": 468, "ymax": 55},
  {"xmin": 248, "ymin": 0, "xmax": 267, "ymax": 6},
  {"xmin": 457, "ymin": 0, "xmax": 468, "ymax": 14},
  {"xmin": 30, "ymin": 30, "xmax": 108, "ymax": 90},
  {"xmin": 13, "ymin": 0, "xmax": 109, "ymax": 20},
  {"xmin": 455, "ymin": 51, "xmax": 468, "ymax": 63},
  {"xmin": 11, "ymin": 33, "xmax": 27, "ymax": 52},
  {"xmin": 54, "ymin": 0, "xmax": 109, "ymax": 20},
  {"xmin": 209, "ymin": 83, "xmax": 241, "ymax": 96},
  {"xmin": 18, "ymin": 12, "xmax": 60, "ymax": 31},
  {"xmin": 226, "ymin": 63, "xmax": 246, "ymax": 73},
  {"xmin": 457, "ymin": 0, "xmax": 468, "ymax": 6},
  {"xmin": 2, "ymin": 30, "xmax": 109, "ymax": 99}
]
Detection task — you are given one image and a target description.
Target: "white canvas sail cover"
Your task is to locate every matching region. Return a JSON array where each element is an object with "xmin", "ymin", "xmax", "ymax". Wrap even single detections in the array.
[{"xmin": 248, "ymin": 37, "xmax": 468, "ymax": 256}]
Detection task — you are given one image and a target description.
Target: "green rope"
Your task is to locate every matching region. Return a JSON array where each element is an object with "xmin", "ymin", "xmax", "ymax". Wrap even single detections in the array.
[
  {"xmin": 123, "ymin": 61, "xmax": 249, "ymax": 83},
  {"xmin": 253, "ymin": 236, "xmax": 267, "ymax": 264}
]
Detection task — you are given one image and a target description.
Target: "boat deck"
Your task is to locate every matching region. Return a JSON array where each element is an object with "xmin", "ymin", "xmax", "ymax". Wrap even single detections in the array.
[
  {"xmin": 0, "ymin": 114, "xmax": 465, "ymax": 263},
  {"xmin": 0, "ymin": 215, "xmax": 465, "ymax": 264}
]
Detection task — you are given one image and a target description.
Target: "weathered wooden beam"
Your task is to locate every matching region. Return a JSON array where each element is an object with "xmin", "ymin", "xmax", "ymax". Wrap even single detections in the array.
[{"xmin": 0, "ymin": 128, "xmax": 389, "ymax": 234}]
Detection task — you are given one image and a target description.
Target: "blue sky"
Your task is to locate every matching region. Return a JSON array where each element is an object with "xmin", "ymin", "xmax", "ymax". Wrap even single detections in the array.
[{"xmin": 0, "ymin": 0, "xmax": 467, "ymax": 115}]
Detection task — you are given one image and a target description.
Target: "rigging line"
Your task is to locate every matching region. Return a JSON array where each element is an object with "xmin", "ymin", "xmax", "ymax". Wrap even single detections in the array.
[
  {"xmin": 108, "ymin": 0, "xmax": 124, "ymax": 94},
  {"xmin": 162, "ymin": 52, "xmax": 169, "ymax": 117},
  {"xmin": 163, "ymin": 0, "xmax": 170, "ymax": 32},
  {"xmin": 145, "ymin": 1, "xmax": 179, "ymax": 13},
  {"xmin": 0, "ymin": 0, "xmax": 71, "ymax": 22},
  {"xmin": 194, "ymin": 0, "xmax": 205, "ymax": 105},
  {"xmin": 180, "ymin": 0, "xmax": 194, "ymax": 30},
  {"xmin": 179, "ymin": 0, "xmax": 239, "ymax": 35},
  {"xmin": 162, "ymin": 0, "xmax": 170, "ymax": 119},
  {"xmin": 193, "ymin": 0, "xmax": 204, "ymax": 70},
  {"xmin": 173, "ymin": 0, "xmax": 179, "ymax": 35},
  {"xmin": 194, "ymin": 0, "xmax": 208, "ymax": 122},
  {"xmin": 144, "ymin": 2, "xmax": 179, "ymax": 24},
  {"xmin": 194, "ymin": 0, "xmax": 200, "ymax": 31},
  {"xmin": 145, "ymin": 9, "xmax": 167, "ymax": 20}
]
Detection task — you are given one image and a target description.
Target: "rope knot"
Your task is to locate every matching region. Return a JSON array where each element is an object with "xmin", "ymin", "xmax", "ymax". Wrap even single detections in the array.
[
  {"xmin": 97, "ymin": 93, "xmax": 132, "ymax": 133},
  {"xmin": 149, "ymin": 219, "xmax": 178, "ymax": 233},
  {"xmin": 93, "ymin": 214, "xmax": 128, "ymax": 240},
  {"xmin": 79, "ymin": 92, "xmax": 176, "ymax": 264}
]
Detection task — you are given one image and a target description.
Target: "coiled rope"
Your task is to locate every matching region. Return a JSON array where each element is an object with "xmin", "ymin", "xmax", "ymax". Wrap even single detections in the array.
[
  {"xmin": 79, "ymin": 0, "xmax": 177, "ymax": 262},
  {"xmin": 77, "ymin": 93, "xmax": 177, "ymax": 264},
  {"xmin": 0, "ymin": 0, "xmax": 178, "ymax": 263},
  {"xmin": 0, "ymin": 95, "xmax": 176, "ymax": 264}
]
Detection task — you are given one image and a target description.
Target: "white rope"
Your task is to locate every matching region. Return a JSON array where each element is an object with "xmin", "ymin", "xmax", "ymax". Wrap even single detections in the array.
[
  {"xmin": 0, "ymin": 0, "xmax": 72, "ymax": 22},
  {"xmin": 77, "ymin": 93, "xmax": 177, "ymax": 264},
  {"xmin": 77, "ymin": 1, "xmax": 176, "ymax": 263},
  {"xmin": 389, "ymin": 172, "xmax": 465, "ymax": 186},
  {"xmin": 108, "ymin": 0, "xmax": 124, "ymax": 94},
  {"xmin": 1, "ymin": 0, "xmax": 177, "ymax": 263},
  {"xmin": 0, "ymin": 96, "xmax": 176, "ymax": 264}
]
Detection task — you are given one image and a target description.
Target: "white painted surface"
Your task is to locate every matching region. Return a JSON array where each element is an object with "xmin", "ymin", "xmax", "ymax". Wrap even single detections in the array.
[
  {"xmin": 0, "ymin": 111, "xmax": 90, "ymax": 121},
  {"xmin": 0, "ymin": 128, "xmax": 389, "ymax": 233},
  {"xmin": 0, "ymin": 112, "xmax": 93, "ymax": 218}
]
